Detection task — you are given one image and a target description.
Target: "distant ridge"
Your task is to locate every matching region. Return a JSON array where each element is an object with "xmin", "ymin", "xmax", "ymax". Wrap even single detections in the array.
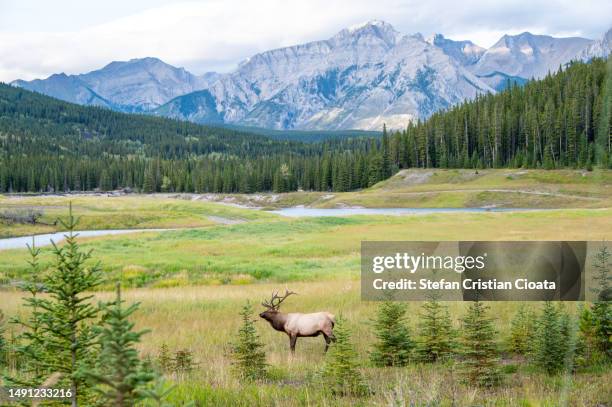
[{"xmin": 13, "ymin": 22, "xmax": 610, "ymax": 130}]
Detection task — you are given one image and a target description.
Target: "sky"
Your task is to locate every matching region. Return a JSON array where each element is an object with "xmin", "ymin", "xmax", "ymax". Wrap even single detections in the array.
[{"xmin": 0, "ymin": 0, "xmax": 610, "ymax": 82}]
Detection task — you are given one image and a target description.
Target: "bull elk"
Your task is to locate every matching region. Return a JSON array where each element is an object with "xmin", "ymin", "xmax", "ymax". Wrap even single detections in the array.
[{"xmin": 259, "ymin": 289, "xmax": 336, "ymax": 353}]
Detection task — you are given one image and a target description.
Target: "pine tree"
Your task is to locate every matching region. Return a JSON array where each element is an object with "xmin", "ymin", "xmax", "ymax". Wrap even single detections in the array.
[
  {"xmin": 229, "ymin": 302, "xmax": 267, "ymax": 381},
  {"xmin": 532, "ymin": 302, "xmax": 570, "ymax": 374},
  {"xmin": 12, "ymin": 204, "xmax": 104, "ymax": 406},
  {"xmin": 99, "ymin": 170, "xmax": 112, "ymax": 191},
  {"xmin": 370, "ymin": 301, "xmax": 413, "ymax": 366},
  {"xmin": 10, "ymin": 238, "xmax": 47, "ymax": 383},
  {"xmin": 160, "ymin": 176, "xmax": 173, "ymax": 193},
  {"xmin": 381, "ymin": 124, "xmax": 392, "ymax": 178},
  {"xmin": 139, "ymin": 378, "xmax": 175, "ymax": 407},
  {"xmin": 460, "ymin": 301, "xmax": 501, "ymax": 387},
  {"xmin": 320, "ymin": 317, "xmax": 368, "ymax": 396},
  {"xmin": 416, "ymin": 291, "xmax": 455, "ymax": 363},
  {"xmin": 157, "ymin": 343, "xmax": 172, "ymax": 374},
  {"xmin": 0, "ymin": 310, "xmax": 6, "ymax": 368},
  {"xmin": 172, "ymin": 349, "xmax": 196, "ymax": 376},
  {"xmin": 582, "ymin": 244, "xmax": 611, "ymax": 359},
  {"xmin": 142, "ymin": 165, "xmax": 156, "ymax": 193},
  {"xmin": 86, "ymin": 283, "xmax": 155, "ymax": 406},
  {"xmin": 509, "ymin": 305, "xmax": 535, "ymax": 355},
  {"xmin": 592, "ymin": 244, "xmax": 611, "ymax": 296}
]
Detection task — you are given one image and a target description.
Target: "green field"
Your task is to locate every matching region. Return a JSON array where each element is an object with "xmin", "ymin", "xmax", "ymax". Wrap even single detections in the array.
[
  {"xmin": 1, "ymin": 169, "xmax": 610, "ymax": 238},
  {"xmin": 1, "ymin": 169, "xmax": 611, "ymax": 405}
]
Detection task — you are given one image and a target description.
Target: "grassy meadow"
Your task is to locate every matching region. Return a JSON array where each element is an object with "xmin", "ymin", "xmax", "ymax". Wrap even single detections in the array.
[
  {"xmin": 1, "ymin": 169, "xmax": 611, "ymax": 405},
  {"xmin": 2, "ymin": 282, "xmax": 611, "ymax": 406}
]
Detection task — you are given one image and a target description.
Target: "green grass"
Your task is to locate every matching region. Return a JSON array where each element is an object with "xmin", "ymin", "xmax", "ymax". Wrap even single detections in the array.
[
  {"xmin": 2, "ymin": 283, "xmax": 610, "ymax": 406},
  {"xmin": 1, "ymin": 169, "xmax": 610, "ymax": 240},
  {"xmin": 318, "ymin": 168, "xmax": 612, "ymax": 209},
  {"xmin": 1, "ymin": 207, "xmax": 610, "ymax": 289},
  {"xmin": 1, "ymin": 183, "xmax": 611, "ymax": 405},
  {"xmin": 0, "ymin": 195, "xmax": 277, "ymax": 238}
]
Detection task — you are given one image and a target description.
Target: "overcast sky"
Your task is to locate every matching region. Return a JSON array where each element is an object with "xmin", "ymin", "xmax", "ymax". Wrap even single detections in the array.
[{"xmin": 0, "ymin": 0, "xmax": 610, "ymax": 82}]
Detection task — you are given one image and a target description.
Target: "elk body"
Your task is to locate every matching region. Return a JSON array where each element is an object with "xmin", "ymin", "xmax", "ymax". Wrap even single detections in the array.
[{"xmin": 259, "ymin": 290, "xmax": 336, "ymax": 353}]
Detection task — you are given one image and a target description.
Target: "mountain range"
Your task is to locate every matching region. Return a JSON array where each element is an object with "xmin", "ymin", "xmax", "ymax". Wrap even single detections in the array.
[{"xmin": 11, "ymin": 21, "xmax": 612, "ymax": 130}]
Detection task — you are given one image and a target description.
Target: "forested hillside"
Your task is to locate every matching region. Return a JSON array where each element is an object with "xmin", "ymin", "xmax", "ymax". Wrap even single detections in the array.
[
  {"xmin": 0, "ymin": 58, "xmax": 609, "ymax": 194},
  {"xmin": 0, "ymin": 84, "xmax": 388, "ymax": 193},
  {"xmin": 389, "ymin": 58, "xmax": 611, "ymax": 170}
]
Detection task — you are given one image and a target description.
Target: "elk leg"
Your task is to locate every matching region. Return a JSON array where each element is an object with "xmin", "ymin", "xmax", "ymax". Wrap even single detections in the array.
[
  {"xmin": 323, "ymin": 327, "xmax": 336, "ymax": 343},
  {"xmin": 289, "ymin": 335, "xmax": 297, "ymax": 353},
  {"xmin": 323, "ymin": 333, "xmax": 332, "ymax": 353}
]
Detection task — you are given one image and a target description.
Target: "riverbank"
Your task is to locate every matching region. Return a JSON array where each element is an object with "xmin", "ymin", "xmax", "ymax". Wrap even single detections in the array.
[{"xmin": 1, "ymin": 169, "xmax": 610, "ymax": 238}]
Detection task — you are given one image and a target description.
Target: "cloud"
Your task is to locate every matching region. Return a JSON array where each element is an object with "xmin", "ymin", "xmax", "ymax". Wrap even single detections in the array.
[{"xmin": 0, "ymin": 0, "xmax": 610, "ymax": 82}]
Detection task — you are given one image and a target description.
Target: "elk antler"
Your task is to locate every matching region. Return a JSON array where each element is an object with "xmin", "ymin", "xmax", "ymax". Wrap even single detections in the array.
[{"xmin": 262, "ymin": 288, "xmax": 297, "ymax": 310}]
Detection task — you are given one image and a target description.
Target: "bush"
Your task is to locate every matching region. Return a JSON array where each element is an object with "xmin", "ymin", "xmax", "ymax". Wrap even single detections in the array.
[{"xmin": 0, "ymin": 209, "xmax": 43, "ymax": 224}]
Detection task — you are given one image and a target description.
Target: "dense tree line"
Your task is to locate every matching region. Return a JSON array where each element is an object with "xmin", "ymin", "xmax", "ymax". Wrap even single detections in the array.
[
  {"xmin": 388, "ymin": 58, "xmax": 611, "ymax": 170},
  {"xmin": 0, "ymin": 82, "xmax": 395, "ymax": 193},
  {"xmin": 0, "ymin": 57, "xmax": 609, "ymax": 194}
]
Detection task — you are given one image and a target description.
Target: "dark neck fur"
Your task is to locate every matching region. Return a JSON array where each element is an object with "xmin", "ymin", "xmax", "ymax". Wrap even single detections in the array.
[{"xmin": 268, "ymin": 312, "xmax": 287, "ymax": 332}]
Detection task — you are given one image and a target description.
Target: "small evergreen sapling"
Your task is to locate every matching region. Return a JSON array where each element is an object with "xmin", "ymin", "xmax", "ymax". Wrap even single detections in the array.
[
  {"xmin": 0, "ymin": 311, "xmax": 6, "ymax": 368},
  {"xmin": 86, "ymin": 283, "xmax": 155, "ymax": 406},
  {"xmin": 157, "ymin": 343, "xmax": 172, "ymax": 374},
  {"xmin": 459, "ymin": 300, "xmax": 502, "ymax": 387},
  {"xmin": 532, "ymin": 302, "xmax": 570, "ymax": 374},
  {"xmin": 320, "ymin": 316, "xmax": 368, "ymax": 396},
  {"xmin": 11, "ymin": 204, "xmax": 104, "ymax": 406},
  {"xmin": 416, "ymin": 290, "xmax": 455, "ymax": 362},
  {"xmin": 230, "ymin": 302, "xmax": 267, "ymax": 381},
  {"xmin": 172, "ymin": 349, "xmax": 197, "ymax": 376},
  {"xmin": 370, "ymin": 301, "xmax": 414, "ymax": 366},
  {"xmin": 579, "ymin": 244, "xmax": 611, "ymax": 360},
  {"xmin": 10, "ymin": 239, "xmax": 47, "ymax": 383},
  {"xmin": 591, "ymin": 245, "xmax": 611, "ymax": 358},
  {"xmin": 509, "ymin": 305, "xmax": 535, "ymax": 355}
]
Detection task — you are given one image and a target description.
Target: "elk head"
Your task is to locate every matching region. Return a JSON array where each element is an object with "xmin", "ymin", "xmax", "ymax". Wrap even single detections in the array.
[{"xmin": 259, "ymin": 289, "xmax": 297, "ymax": 322}]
